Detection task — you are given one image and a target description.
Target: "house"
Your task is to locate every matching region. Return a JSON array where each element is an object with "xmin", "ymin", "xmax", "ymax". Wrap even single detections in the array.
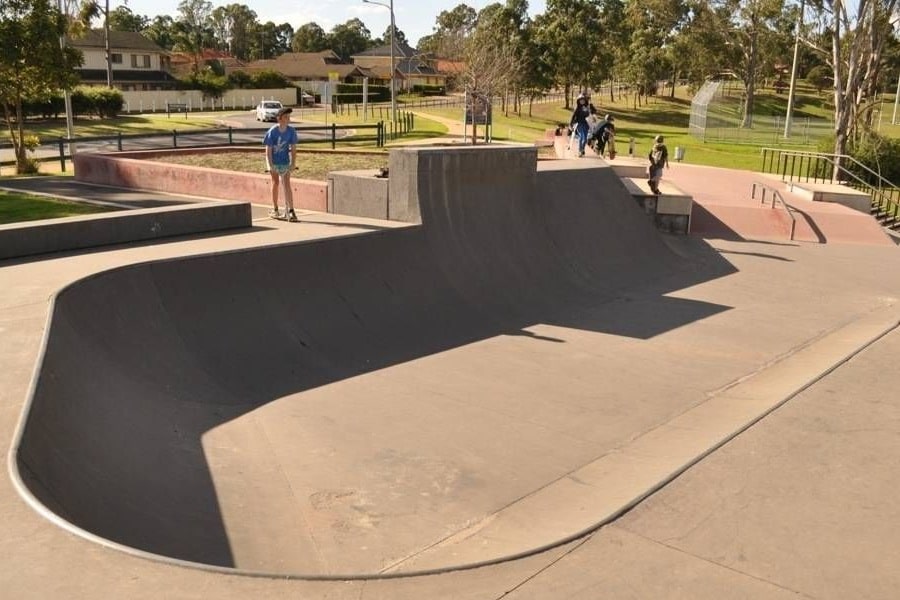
[
  {"xmin": 69, "ymin": 30, "xmax": 178, "ymax": 91},
  {"xmin": 351, "ymin": 42, "xmax": 446, "ymax": 91},
  {"xmin": 230, "ymin": 51, "xmax": 371, "ymax": 84}
]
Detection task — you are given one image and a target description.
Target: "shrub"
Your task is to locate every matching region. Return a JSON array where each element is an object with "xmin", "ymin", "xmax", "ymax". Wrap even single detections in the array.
[
  {"xmin": 251, "ymin": 69, "xmax": 290, "ymax": 89},
  {"xmin": 411, "ymin": 84, "xmax": 445, "ymax": 96},
  {"xmin": 817, "ymin": 133, "xmax": 900, "ymax": 185},
  {"xmin": 227, "ymin": 71, "xmax": 253, "ymax": 88},
  {"xmin": 333, "ymin": 83, "xmax": 390, "ymax": 103},
  {"xmin": 849, "ymin": 133, "xmax": 900, "ymax": 185},
  {"xmin": 69, "ymin": 87, "xmax": 124, "ymax": 118},
  {"xmin": 181, "ymin": 70, "xmax": 230, "ymax": 100}
]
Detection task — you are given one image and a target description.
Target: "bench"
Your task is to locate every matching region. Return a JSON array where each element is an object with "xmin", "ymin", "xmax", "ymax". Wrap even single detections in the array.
[{"xmin": 166, "ymin": 103, "xmax": 188, "ymax": 119}]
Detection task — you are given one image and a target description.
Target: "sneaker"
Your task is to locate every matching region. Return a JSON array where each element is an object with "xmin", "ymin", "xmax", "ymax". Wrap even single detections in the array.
[
  {"xmin": 578, "ymin": 151, "xmax": 585, "ymax": 157},
  {"xmin": 268, "ymin": 209, "xmax": 281, "ymax": 219},
  {"xmin": 287, "ymin": 210, "xmax": 299, "ymax": 222}
]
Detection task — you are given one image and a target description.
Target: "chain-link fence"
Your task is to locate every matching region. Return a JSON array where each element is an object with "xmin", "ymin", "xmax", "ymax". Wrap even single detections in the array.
[{"xmin": 689, "ymin": 80, "xmax": 832, "ymax": 146}]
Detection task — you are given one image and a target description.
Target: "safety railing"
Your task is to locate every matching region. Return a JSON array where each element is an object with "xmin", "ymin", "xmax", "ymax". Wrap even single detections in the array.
[
  {"xmin": 2, "ymin": 122, "xmax": 386, "ymax": 173},
  {"xmin": 751, "ymin": 180, "xmax": 797, "ymax": 240},
  {"xmin": 760, "ymin": 148, "xmax": 900, "ymax": 229}
]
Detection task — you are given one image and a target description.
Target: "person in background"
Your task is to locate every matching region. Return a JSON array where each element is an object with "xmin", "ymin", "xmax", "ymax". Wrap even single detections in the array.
[
  {"xmin": 590, "ymin": 114, "xmax": 615, "ymax": 157},
  {"xmin": 569, "ymin": 93, "xmax": 596, "ymax": 157},
  {"xmin": 263, "ymin": 106, "xmax": 299, "ymax": 221},
  {"xmin": 648, "ymin": 134, "xmax": 669, "ymax": 195}
]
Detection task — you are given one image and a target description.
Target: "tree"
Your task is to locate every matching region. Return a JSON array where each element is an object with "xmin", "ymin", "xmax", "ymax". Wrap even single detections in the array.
[
  {"xmin": 144, "ymin": 15, "xmax": 177, "ymax": 50},
  {"xmin": 806, "ymin": 63, "xmax": 831, "ymax": 92},
  {"xmin": 176, "ymin": 0, "xmax": 213, "ymax": 71},
  {"xmin": 670, "ymin": 0, "xmax": 735, "ymax": 90},
  {"xmin": 380, "ymin": 23, "xmax": 407, "ymax": 46},
  {"xmin": 1, "ymin": 0, "xmax": 82, "ymax": 173},
  {"xmin": 804, "ymin": 0, "xmax": 899, "ymax": 165},
  {"xmin": 426, "ymin": 3, "xmax": 477, "ymax": 59},
  {"xmin": 327, "ymin": 18, "xmax": 372, "ymax": 61},
  {"xmin": 458, "ymin": 2, "xmax": 525, "ymax": 142},
  {"xmin": 713, "ymin": 0, "xmax": 787, "ymax": 127},
  {"xmin": 620, "ymin": 0, "xmax": 689, "ymax": 108},
  {"xmin": 209, "ymin": 4, "xmax": 258, "ymax": 60},
  {"xmin": 292, "ymin": 22, "xmax": 327, "ymax": 52},
  {"xmin": 534, "ymin": 0, "xmax": 603, "ymax": 108},
  {"xmin": 108, "ymin": 6, "xmax": 148, "ymax": 31}
]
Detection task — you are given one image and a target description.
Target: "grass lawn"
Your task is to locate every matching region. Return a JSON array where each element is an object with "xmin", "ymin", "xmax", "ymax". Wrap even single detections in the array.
[{"xmin": 0, "ymin": 191, "xmax": 113, "ymax": 224}]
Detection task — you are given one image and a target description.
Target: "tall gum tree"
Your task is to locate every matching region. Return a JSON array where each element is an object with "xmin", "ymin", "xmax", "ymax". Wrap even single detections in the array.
[{"xmin": 806, "ymin": 0, "xmax": 899, "ymax": 165}]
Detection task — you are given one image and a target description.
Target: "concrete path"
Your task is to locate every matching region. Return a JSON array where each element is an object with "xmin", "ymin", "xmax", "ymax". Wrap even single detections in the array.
[{"xmin": 2, "ymin": 150, "xmax": 900, "ymax": 598}]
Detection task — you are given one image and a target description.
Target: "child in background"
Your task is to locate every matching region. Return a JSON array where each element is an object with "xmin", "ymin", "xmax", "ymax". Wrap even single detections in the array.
[{"xmin": 263, "ymin": 106, "xmax": 299, "ymax": 221}]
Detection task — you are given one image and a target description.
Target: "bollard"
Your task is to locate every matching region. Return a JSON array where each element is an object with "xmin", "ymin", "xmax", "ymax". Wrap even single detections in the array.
[{"xmin": 628, "ymin": 137, "xmax": 635, "ymax": 157}]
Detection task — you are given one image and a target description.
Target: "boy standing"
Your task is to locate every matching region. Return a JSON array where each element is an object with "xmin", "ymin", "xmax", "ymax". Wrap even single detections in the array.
[
  {"xmin": 647, "ymin": 134, "xmax": 669, "ymax": 195},
  {"xmin": 263, "ymin": 106, "xmax": 299, "ymax": 221}
]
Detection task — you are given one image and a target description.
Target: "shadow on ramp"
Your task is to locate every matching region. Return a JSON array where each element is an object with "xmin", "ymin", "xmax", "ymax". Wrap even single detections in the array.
[{"xmin": 13, "ymin": 147, "xmax": 736, "ymax": 577}]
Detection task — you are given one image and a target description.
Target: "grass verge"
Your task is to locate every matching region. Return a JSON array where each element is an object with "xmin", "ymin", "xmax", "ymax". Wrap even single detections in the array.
[{"xmin": 0, "ymin": 191, "xmax": 112, "ymax": 224}]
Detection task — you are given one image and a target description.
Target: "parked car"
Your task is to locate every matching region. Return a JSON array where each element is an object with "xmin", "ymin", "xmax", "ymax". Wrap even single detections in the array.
[
  {"xmin": 300, "ymin": 91, "xmax": 315, "ymax": 106},
  {"xmin": 255, "ymin": 100, "xmax": 283, "ymax": 122}
]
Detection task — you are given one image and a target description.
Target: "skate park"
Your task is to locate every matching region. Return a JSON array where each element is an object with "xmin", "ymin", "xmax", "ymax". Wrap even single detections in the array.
[{"xmin": 2, "ymin": 143, "xmax": 900, "ymax": 598}]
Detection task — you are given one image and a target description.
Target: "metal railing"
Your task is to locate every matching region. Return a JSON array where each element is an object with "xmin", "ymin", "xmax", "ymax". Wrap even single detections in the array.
[
  {"xmin": 2, "ymin": 123, "xmax": 386, "ymax": 173},
  {"xmin": 760, "ymin": 147, "xmax": 900, "ymax": 229},
  {"xmin": 751, "ymin": 180, "xmax": 797, "ymax": 240}
]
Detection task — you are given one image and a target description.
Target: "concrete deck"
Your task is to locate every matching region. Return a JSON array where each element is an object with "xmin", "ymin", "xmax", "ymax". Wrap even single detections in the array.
[{"xmin": 2, "ymin": 147, "xmax": 900, "ymax": 598}]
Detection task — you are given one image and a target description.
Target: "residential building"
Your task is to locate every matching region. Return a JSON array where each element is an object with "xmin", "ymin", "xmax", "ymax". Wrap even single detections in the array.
[
  {"xmin": 69, "ymin": 30, "xmax": 178, "ymax": 91},
  {"xmin": 351, "ymin": 42, "xmax": 446, "ymax": 91},
  {"xmin": 230, "ymin": 51, "xmax": 371, "ymax": 85}
]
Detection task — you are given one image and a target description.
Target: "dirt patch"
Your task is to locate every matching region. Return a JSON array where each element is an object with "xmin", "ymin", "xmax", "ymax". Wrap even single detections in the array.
[{"xmin": 149, "ymin": 151, "xmax": 389, "ymax": 181}]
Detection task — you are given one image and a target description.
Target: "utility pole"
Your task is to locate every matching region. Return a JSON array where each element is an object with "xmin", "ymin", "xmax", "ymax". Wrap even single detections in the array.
[
  {"xmin": 104, "ymin": 0, "xmax": 112, "ymax": 87},
  {"xmin": 784, "ymin": 0, "xmax": 804, "ymax": 138},
  {"xmin": 58, "ymin": 0, "xmax": 75, "ymax": 154},
  {"xmin": 362, "ymin": 0, "xmax": 397, "ymax": 127}
]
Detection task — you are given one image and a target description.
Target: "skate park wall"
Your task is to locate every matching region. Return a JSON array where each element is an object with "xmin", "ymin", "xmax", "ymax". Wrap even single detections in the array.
[
  {"xmin": 74, "ymin": 150, "xmax": 328, "ymax": 211},
  {"xmin": 13, "ymin": 146, "xmax": 728, "ymax": 575},
  {"xmin": 0, "ymin": 201, "xmax": 251, "ymax": 260}
]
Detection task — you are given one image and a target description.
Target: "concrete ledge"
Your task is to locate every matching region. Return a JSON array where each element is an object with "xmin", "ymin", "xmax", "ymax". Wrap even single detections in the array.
[
  {"xmin": 327, "ymin": 169, "xmax": 389, "ymax": 220},
  {"xmin": 607, "ymin": 156, "xmax": 651, "ymax": 178},
  {"xmin": 74, "ymin": 150, "xmax": 328, "ymax": 212},
  {"xmin": 0, "ymin": 201, "xmax": 251, "ymax": 260},
  {"xmin": 788, "ymin": 181, "xmax": 872, "ymax": 214},
  {"xmin": 622, "ymin": 177, "xmax": 693, "ymax": 234}
]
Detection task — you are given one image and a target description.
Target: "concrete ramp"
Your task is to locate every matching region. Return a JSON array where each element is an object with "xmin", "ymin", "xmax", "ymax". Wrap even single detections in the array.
[{"xmin": 14, "ymin": 146, "xmax": 736, "ymax": 577}]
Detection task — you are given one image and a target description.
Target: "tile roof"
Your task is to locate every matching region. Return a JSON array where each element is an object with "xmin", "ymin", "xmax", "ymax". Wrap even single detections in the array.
[{"xmin": 69, "ymin": 30, "xmax": 167, "ymax": 53}]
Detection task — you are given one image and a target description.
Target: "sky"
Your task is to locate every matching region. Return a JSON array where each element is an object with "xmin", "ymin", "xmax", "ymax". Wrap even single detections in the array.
[{"xmin": 122, "ymin": 0, "xmax": 549, "ymax": 48}]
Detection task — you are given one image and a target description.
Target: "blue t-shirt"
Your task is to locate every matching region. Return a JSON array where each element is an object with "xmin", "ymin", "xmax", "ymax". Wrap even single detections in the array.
[{"xmin": 263, "ymin": 125, "xmax": 298, "ymax": 166}]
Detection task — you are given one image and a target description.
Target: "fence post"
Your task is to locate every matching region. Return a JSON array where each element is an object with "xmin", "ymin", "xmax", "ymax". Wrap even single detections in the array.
[
  {"xmin": 331, "ymin": 123, "xmax": 336, "ymax": 150},
  {"xmin": 173, "ymin": 130, "xmax": 178, "ymax": 148},
  {"xmin": 378, "ymin": 121, "xmax": 383, "ymax": 147},
  {"xmin": 228, "ymin": 127, "xmax": 233, "ymax": 145},
  {"xmin": 117, "ymin": 132, "xmax": 123, "ymax": 151},
  {"xmin": 58, "ymin": 138, "xmax": 66, "ymax": 172}
]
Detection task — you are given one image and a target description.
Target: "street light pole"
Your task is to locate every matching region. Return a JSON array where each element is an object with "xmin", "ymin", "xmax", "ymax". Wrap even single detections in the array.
[
  {"xmin": 784, "ymin": 0, "xmax": 804, "ymax": 138},
  {"xmin": 362, "ymin": 0, "xmax": 397, "ymax": 127}
]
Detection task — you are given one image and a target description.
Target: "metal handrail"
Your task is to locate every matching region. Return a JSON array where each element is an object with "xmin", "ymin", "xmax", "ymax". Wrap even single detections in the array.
[
  {"xmin": 752, "ymin": 180, "xmax": 797, "ymax": 240},
  {"xmin": 759, "ymin": 147, "xmax": 900, "ymax": 228}
]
